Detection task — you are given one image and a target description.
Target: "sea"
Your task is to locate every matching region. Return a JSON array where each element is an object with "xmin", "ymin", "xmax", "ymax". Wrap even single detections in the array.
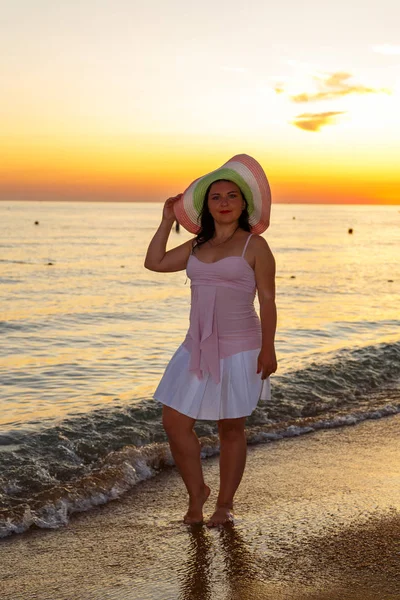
[{"xmin": 1, "ymin": 200, "xmax": 399, "ymax": 539}]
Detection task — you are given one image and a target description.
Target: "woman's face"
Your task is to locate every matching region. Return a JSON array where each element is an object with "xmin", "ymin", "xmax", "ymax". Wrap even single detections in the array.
[{"xmin": 207, "ymin": 181, "xmax": 246, "ymax": 224}]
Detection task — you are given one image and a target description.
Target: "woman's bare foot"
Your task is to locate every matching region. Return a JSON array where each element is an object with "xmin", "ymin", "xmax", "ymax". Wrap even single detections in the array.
[
  {"xmin": 206, "ymin": 504, "xmax": 235, "ymax": 528},
  {"xmin": 183, "ymin": 484, "xmax": 211, "ymax": 524}
]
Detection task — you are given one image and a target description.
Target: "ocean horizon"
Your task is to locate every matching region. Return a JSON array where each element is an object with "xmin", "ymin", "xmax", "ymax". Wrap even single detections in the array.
[{"xmin": 1, "ymin": 200, "xmax": 399, "ymax": 538}]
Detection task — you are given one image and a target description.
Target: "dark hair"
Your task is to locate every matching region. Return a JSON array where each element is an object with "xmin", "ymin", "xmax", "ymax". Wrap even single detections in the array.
[{"xmin": 192, "ymin": 179, "xmax": 250, "ymax": 251}]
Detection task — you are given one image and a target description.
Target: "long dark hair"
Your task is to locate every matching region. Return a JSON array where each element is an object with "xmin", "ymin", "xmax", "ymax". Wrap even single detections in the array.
[{"xmin": 192, "ymin": 179, "xmax": 251, "ymax": 251}]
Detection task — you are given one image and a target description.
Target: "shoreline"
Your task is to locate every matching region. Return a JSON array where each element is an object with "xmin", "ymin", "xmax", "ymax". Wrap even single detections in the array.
[{"xmin": 1, "ymin": 413, "xmax": 399, "ymax": 600}]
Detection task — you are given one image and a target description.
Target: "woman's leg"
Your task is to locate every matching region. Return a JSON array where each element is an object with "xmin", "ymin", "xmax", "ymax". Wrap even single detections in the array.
[
  {"xmin": 206, "ymin": 417, "xmax": 247, "ymax": 527},
  {"xmin": 162, "ymin": 405, "xmax": 210, "ymax": 523}
]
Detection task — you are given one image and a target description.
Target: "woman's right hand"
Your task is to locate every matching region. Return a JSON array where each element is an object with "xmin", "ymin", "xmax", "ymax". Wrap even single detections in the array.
[{"xmin": 163, "ymin": 193, "xmax": 182, "ymax": 222}]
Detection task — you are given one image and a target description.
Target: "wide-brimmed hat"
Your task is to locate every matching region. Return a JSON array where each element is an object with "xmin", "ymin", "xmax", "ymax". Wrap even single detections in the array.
[{"xmin": 173, "ymin": 154, "xmax": 271, "ymax": 234}]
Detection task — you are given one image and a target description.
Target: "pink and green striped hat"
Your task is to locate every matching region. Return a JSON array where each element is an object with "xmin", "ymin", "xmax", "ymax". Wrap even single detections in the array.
[{"xmin": 173, "ymin": 154, "xmax": 271, "ymax": 234}]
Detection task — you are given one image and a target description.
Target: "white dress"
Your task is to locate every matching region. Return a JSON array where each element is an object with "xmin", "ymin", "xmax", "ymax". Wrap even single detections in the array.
[{"xmin": 153, "ymin": 233, "xmax": 271, "ymax": 420}]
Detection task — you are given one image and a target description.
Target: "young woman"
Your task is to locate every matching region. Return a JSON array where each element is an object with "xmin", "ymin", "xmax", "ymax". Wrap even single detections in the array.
[{"xmin": 144, "ymin": 155, "xmax": 277, "ymax": 527}]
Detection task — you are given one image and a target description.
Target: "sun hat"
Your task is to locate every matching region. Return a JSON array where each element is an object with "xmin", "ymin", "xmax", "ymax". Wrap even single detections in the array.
[{"xmin": 173, "ymin": 154, "xmax": 271, "ymax": 235}]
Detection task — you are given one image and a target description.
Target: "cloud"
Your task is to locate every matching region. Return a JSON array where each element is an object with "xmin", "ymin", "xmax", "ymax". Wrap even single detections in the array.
[
  {"xmin": 290, "ymin": 72, "xmax": 385, "ymax": 103},
  {"xmin": 292, "ymin": 111, "xmax": 346, "ymax": 132},
  {"xmin": 372, "ymin": 44, "xmax": 400, "ymax": 55}
]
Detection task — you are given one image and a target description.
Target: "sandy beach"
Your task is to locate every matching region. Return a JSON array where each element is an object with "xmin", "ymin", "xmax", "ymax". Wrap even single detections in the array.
[{"xmin": 1, "ymin": 413, "xmax": 399, "ymax": 600}]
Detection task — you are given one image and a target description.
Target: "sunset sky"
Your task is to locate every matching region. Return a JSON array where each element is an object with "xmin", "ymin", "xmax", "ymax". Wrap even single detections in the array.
[{"xmin": 1, "ymin": 0, "xmax": 399, "ymax": 204}]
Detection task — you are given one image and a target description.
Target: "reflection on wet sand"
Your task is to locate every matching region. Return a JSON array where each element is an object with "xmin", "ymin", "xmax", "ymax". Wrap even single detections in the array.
[
  {"xmin": 218, "ymin": 524, "xmax": 265, "ymax": 599},
  {"xmin": 178, "ymin": 523, "xmax": 264, "ymax": 600},
  {"xmin": 175, "ymin": 514, "xmax": 400, "ymax": 600},
  {"xmin": 177, "ymin": 524, "xmax": 213, "ymax": 600}
]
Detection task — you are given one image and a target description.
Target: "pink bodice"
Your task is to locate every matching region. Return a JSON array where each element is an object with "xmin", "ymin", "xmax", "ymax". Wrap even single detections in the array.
[{"xmin": 182, "ymin": 233, "xmax": 262, "ymax": 384}]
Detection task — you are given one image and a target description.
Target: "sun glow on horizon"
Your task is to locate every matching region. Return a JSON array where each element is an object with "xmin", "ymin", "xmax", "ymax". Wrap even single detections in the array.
[{"xmin": 1, "ymin": 0, "xmax": 399, "ymax": 204}]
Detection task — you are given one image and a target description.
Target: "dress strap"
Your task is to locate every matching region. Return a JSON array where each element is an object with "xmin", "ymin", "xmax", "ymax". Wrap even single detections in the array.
[{"xmin": 241, "ymin": 233, "xmax": 253, "ymax": 257}]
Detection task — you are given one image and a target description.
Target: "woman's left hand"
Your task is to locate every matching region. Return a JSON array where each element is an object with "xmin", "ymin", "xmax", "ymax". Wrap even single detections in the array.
[{"xmin": 257, "ymin": 346, "xmax": 277, "ymax": 379}]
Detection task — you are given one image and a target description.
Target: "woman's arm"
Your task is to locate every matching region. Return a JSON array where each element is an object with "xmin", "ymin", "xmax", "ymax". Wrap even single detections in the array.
[
  {"xmin": 144, "ymin": 194, "xmax": 195, "ymax": 273},
  {"xmin": 253, "ymin": 236, "xmax": 278, "ymax": 378}
]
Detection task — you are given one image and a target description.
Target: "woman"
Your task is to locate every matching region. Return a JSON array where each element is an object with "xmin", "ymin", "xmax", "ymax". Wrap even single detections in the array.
[{"xmin": 144, "ymin": 154, "xmax": 277, "ymax": 527}]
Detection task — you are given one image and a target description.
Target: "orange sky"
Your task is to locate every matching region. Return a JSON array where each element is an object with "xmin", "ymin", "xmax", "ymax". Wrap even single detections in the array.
[{"xmin": 1, "ymin": 1, "xmax": 400, "ymax": 204}]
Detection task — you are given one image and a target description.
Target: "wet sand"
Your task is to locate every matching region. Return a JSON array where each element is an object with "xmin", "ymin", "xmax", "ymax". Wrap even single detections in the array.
[{"xmin": 1, "ymin": 414, "xmax": 399, "ymax": 600}]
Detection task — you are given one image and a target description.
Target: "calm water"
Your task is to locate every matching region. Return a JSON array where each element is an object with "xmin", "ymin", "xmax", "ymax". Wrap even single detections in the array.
[{"xmin": 1, "ymin": 201, "xmax": 399, "ymax": 537}]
